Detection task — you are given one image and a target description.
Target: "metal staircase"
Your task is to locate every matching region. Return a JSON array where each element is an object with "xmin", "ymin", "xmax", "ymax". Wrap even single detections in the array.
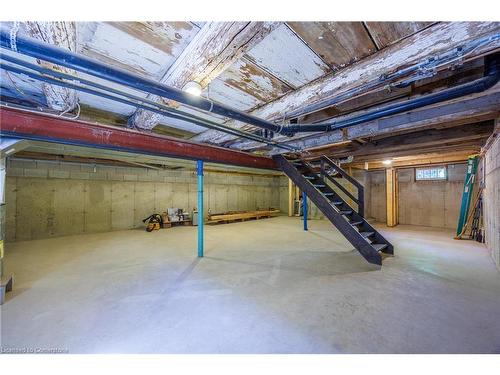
[{"xmin": 274, "ymin": 154, "xmax": 393, "ymax": 266}]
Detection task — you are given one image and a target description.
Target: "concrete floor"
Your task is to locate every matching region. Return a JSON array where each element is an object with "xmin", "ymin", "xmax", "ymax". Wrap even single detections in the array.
[{"xmin": 1, "ymin": 216, "xmax": 500, "ymax": 353}]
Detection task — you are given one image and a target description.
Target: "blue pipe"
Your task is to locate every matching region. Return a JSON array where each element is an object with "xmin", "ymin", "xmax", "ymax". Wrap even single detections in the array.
[
  {"xmin": 282, "ymin": 53, "xmax": 500, "ymax": 134},
  {"xmin": 197, "ymin": 160, "xmax": 204, "ymax": 258},
  {"xmin": 2, "ymin": 27, "xmax": 497, "ymax": 139},
  {"xmin": 0, "ymin": 57, "xmax": 297, "ymax": 150},
  {"xmin": 0, "ymin": 28, "xmax": 283, "ymax": 135},
  {"xmin": 283, "ymin": 34, "xmax": 500, "ymax": 120},
  {"xmin": 303, "ymin": 191, "xmax": 308, "ymax": 231}
]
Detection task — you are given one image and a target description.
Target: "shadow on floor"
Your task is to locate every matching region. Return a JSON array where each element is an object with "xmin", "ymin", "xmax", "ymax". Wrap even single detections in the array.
[{"xmin": 205, "ymin": 248, "xmax": 380, "ymax": 278}]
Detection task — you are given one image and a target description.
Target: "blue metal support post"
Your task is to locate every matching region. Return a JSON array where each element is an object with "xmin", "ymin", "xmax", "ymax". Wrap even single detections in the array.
[
  {"xmin": 303, "ymin": 191, "xmax": 308, "ymax": 231},
  {"xmin": 197, "ymin": 160, "xmax": 204, "ymax": 257}
]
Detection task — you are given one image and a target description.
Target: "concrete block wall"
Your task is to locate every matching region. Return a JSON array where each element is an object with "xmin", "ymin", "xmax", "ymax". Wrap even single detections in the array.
[
  {"xmin": 483, "ymin": 135, "xmax": 500, "ymax": 269},
  {"xmin": 366, "ymin": 170, "xmax": 387, "ymax": 223},
  {"xmin": 4, "ymin": 158, "xmax": 282, "ymax": 242},
  {"xmin": 397, "ymin": 164, "xmax": 466, "ymax": 229},
  {"xmin": 278, "ymin": 170, "xmax": 368, "ymax": 220},
  {"xmin": 277, "ymin": 176, "xmax": 325, "ymax": 219}
]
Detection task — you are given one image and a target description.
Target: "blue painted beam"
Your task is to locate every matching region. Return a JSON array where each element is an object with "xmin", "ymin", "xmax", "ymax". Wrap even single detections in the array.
[{"xmin": 197, "ymin": 160, "xmax": 204, "ymax": 257}]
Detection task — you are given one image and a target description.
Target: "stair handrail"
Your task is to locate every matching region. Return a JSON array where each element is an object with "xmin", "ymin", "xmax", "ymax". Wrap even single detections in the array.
[{"xmin": 320, "ymin": 156, "xmax": 365, "ymax": 217}]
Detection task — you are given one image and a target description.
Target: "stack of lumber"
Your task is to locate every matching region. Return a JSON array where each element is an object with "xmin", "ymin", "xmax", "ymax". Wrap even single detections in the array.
[{"xmin": 207, "ymin": 209, "xmax": 280, "ymax": 224}]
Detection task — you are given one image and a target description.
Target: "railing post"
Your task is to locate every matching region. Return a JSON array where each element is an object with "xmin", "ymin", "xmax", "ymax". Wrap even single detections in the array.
[
  {"xmin": 358, "ymin": 186, "xmax": 365, "ymax": 217},
  {"xmin": 197, "ymin": 160, "xmax": 204, "ymax": 257},
  {"xmin": 303, "ymin": 191, "xmax": 308, "ymax": 231},
  {"xmin": 320, "ymin": 158, "xmax": 325, "ymax": 183}
]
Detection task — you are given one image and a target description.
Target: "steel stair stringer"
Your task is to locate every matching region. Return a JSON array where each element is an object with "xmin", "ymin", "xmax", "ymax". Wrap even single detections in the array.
[{"xmin": 274, "ymin": 154, "xmax": 394, "ymax": 266}]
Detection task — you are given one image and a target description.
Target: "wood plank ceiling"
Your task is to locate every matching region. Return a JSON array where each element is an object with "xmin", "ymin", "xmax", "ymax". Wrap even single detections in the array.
[
  {"xmin": 2, "ymin": 19, "xmax": 497, "ymax": 162},
  {"xmin": 1, "ymin": 21, "xmax": 434, "ymax": 134}
]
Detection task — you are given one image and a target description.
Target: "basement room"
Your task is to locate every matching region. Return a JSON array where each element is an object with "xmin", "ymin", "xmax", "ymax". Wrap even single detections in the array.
[{"xmin": 0, "ymin": 9, "xmax": 499, "ymax": 364}]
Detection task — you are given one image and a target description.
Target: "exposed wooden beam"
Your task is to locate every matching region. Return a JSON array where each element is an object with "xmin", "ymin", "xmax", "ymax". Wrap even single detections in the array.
[
  {"xmin": 304, "ymin": 121, "xmax": 494, "ymax": 160},
  {"xmin": 24, "ymin": 21, "xmax": 78, "ymax": 111},
  {"xmin": 348, "ymin": 147, "xmax": 479, "ymax": 170},
  {"xmin": 78, "ymin": 104, "xmax": 195, "ymax": 139},
  {"xmin": 193, "ymin": 22, "xmax": 500, "ymax": 145},
  {"xmin": 350, "ymin": 141, "xmax": 483, "ymax": 162},
  {"xmin": 271, "ymin": 88, "xmax": 500, "ymax": 153},
  {"xmin": 129, "ymin": 21, "xmax": 279, "ymax": 129},
  {"xmin": 386, "ymin": 168, "xmax": 398, "ymax": 227},
  {"xmin": 288, "ymin": 179, "xmax": 294, "ymax": 217},
  {"xmin": 286, "ymin": 58, "xmax": 484, "ymax": 127}
]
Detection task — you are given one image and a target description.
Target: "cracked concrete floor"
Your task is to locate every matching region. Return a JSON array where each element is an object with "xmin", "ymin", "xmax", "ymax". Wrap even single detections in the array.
[{"xmin": 1, "ymin": 216, "xmax": 499, "ymax": 353}]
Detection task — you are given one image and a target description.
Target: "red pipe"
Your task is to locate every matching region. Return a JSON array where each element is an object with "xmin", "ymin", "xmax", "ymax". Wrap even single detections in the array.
[{"xmin": 0, "ymin": 107, "xmax": 278, "ymax": 170}]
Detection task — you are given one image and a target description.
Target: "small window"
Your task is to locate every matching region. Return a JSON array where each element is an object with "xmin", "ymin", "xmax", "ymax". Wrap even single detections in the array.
[{"xmin": 415, "ymin": 166, "xmax": 447, "ymax": 181}]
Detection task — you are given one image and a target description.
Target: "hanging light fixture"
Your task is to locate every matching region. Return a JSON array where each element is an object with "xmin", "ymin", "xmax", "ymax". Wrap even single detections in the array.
[
  {"xmin": 184, "ymin": 81, "xmax": 202, "ymax": 97},
  {"xmin": 382, "ymin": 160, "xmax": 392, "ymax": 165}
]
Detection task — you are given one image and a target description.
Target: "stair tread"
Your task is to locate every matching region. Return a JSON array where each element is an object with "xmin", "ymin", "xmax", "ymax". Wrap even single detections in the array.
[
  {"xmin": 277, "ymin": 153, "xmax": 394, "ymax": 266},
  {"xmin": 350, "ymin": 220, "xmax": 363, "ymax": 225},
  {"xmin": 360, "ymin": 231, "xmax": 375, "ymax": 238},
  {"xmin": 372, "ymin": 243, "xmax": 388, "ymax": 251}
]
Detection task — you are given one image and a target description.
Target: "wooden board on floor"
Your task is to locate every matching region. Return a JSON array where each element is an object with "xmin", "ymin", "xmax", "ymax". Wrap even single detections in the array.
[{"xmin": 207, "ymin": 209, "xmax": 280, "ymax": 224}]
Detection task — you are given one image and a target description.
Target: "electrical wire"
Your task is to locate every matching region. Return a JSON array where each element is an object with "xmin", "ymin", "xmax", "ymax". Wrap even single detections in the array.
[
  {"xmin": 57, "ymin": 102, "xmax": 80, "ymax": 120},
  {"xmin": 0, "ymin": 58, "xmax": 298, "ymax": 151},
  {"xmin": 283, "ymin": 34, "xmax": 500, "ymax": 122},
  {"xmin": 3, "ymin": 70, "xmax": 45, "ymax": 109}
]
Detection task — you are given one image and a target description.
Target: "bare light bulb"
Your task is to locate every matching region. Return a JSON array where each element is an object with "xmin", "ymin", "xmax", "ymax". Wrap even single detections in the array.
[{"xmin": 184, "ymin": 81, "xmax": 202, "ymax": 97}]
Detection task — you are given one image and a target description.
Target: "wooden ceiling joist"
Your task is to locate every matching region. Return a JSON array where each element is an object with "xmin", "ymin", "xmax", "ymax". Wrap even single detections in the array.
[
  {"xmin": 24, "ymin": 21, "xmax": 78, "ymax": 112},
  {"xmin": 353, "ymin": 150, "xmax": 477, "ymax": 170},
  {"xmin": 303, "ymin": 121, "xmax": 494, "ymax": 160},
  {"xmin": 129, "ymin": 22, "xmax": 279, "ymax": 130},
  {"xmin": 192, "ymin": 22, "xmax": 500, "ymax": 145},
  {"xmin": 270, "ymin": 88, "xmax": 500, "ymax": 153}
]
